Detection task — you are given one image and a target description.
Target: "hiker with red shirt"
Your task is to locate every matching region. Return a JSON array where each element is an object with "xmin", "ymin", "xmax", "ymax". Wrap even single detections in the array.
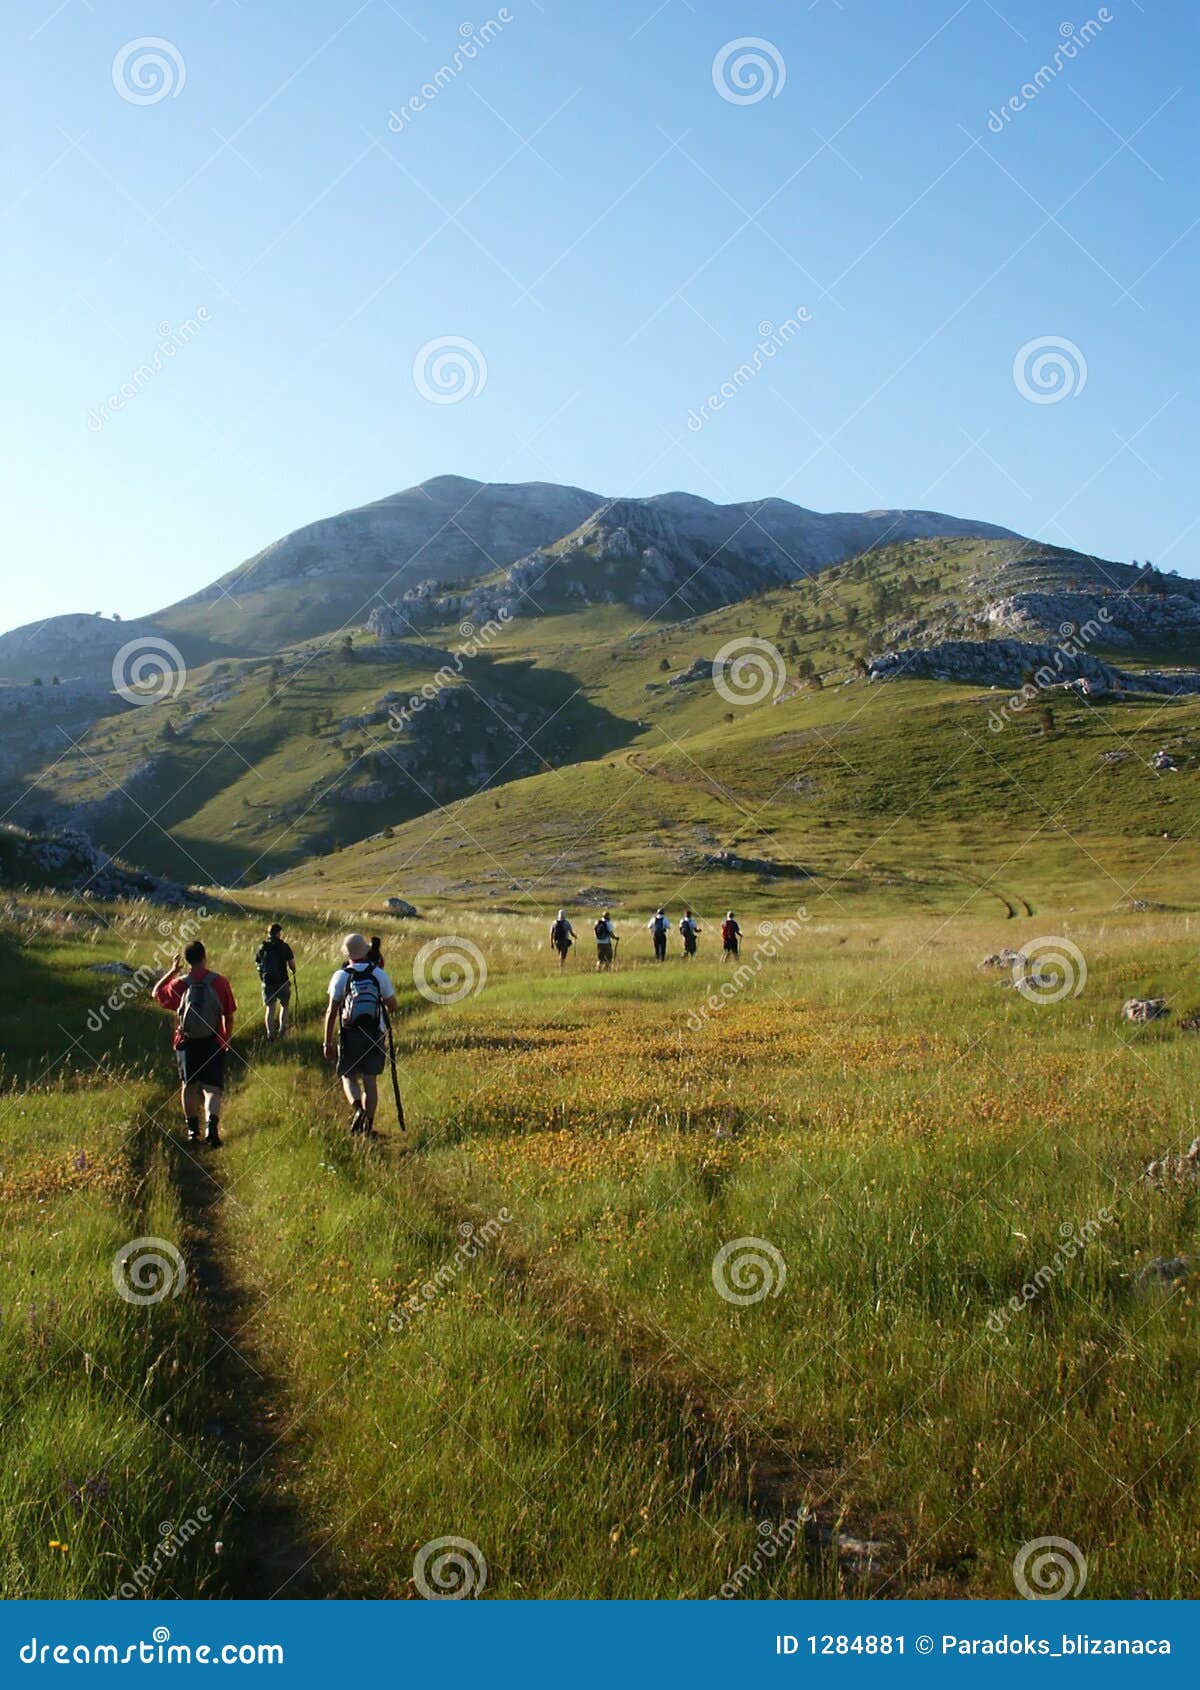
[{"xmin": 151, "ymin": 940, "xmax": 237, "ymax": 1147}]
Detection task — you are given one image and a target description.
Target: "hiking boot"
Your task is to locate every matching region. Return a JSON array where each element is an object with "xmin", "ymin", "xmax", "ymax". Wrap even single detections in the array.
[
  {"xmin": 349, "ymin": 1108, "xmax": 366, "ymax": 1135},
  {"xmin": 187, "ymin": 1126, "xmax": 202, "ymax": 1145},
  {"xmin": 205, "ymin": 1124, "xmax": 223, "ymax": 1149}
]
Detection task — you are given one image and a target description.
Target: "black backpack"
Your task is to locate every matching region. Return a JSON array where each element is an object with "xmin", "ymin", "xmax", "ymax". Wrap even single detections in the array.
[
  {"xmin": 340, "ymin": 963, "xmax": 382, "ymax": 1028},
  {"xmin": 552, "ymin": 919, "xmax": 570, "ymax": 947},
  {"xmin": 255, "ymin": 938, "xmax": 288, "ymax": 987},
  {"xmin": 594, "ymin": 919, "xmax": 608, "ymax": 939}
]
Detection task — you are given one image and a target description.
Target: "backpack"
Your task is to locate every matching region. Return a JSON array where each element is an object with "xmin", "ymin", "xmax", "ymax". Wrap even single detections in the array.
[
  {"xmin": 177, "ymin": 973, "xmax": 224, "ymax": 1041},
  {"xmin": 552, "ymin": 919, "xmax": 570, "ymax": 947},
  {"xmin": 255, "ymin": 939, "xmax": 288, "ymax": 987},
  {"xmin": 721, "ymin": 919, "xmax": 736, "ymax": 943},
  {"xmin": 340, "ymin": 963, "xmax": 382, "ymax": 1028},
  {"xmin": 652, "ymin": 915, "xmax": 667, "ymax": 937},
  {"xmin": 594, "ymin": 919, "xmax": 608, "ymax": 940}
]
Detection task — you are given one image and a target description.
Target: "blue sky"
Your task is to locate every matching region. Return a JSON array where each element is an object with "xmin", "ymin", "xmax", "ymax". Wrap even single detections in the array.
[{"xmin": 5, "ymin": 0, "xmax": 1196, "ymax": 630}]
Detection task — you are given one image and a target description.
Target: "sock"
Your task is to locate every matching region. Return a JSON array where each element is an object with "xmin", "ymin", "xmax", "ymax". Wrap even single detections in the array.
[
  {"xmin": 186, "ymin": 1115, "xmax": 200, "ymax": 1136},
  {"xmin": 206, "ymin": 1115, "xmax": 220, "ymax": 1134}
]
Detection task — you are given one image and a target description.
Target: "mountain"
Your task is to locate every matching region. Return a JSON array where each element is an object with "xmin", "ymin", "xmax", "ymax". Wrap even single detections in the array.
[
  {"xmin": 154, "ymin": 476, "xmax": 605, "ymax": 654},
  {"xmin": 0, "ymin": 476, "xmax": 1021, "ymax": 678},
  {"xmin": 368, "ymin": 492, "xmax": 1020, "ymax": 630}
]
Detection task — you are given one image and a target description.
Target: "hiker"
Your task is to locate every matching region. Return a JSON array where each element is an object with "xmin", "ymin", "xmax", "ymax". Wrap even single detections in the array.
[
  {"xmin": 323, "ymin": 933, "xmax": 398, "ymax": 1139},
  {"xmin": 151, "ymin": 941, "xmax": 237, "ymax": 1147},
  {"xmin": 594, "ymin": 910, "xmax": 617, "ymax": 971},
  {"xmin": 648, "ymin": 907, "xmax": 670, "ymax": 962},
  {"xmin": 679, "ymin": 908, "xmax": 701, "ymax": 959},
  {"xmin": 366, "ymin": 934, "xmax": 385, "ymax": 969},
  {"xmin": 550, "ymin": 909, "xmax": 575, "ymax": 968},
  {"xmin": 720, "ymin": 911, "xmax": 742, "ymax": 961},
  {"xmin": 255, "ymin": 921, "xmax": 296, "ymax": 1040}
]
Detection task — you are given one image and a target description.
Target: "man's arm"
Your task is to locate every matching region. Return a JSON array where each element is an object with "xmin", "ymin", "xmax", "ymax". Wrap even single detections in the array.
[
  {"xmin": 151, "ymin": 954, "xmax": 182, "ymax": 1005},
  {"xmin": 323, "ymin": 998, "xmax": 339, "ymax": 1060}
]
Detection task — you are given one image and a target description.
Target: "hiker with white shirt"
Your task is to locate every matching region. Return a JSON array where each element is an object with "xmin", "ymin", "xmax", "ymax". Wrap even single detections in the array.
[
  {"xmin": 648, "ymin": 907, "xmax": 670, "ymax": 963},
  {"xmin": 323, "ymin": 932, "xmax": 398, "ymax": 1138}
]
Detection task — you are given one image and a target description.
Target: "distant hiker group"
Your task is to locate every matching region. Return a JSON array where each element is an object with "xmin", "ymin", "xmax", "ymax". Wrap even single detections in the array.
[{"xmin": 549, "ymin": 906, "xmax": 742, "ymax": 968}]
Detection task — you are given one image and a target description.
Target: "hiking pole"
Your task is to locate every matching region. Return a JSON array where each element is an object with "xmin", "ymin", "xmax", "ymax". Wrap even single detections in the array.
[{"xmin": 382, "ymin": 1007, "xmax": 406, "ymax": 1130}]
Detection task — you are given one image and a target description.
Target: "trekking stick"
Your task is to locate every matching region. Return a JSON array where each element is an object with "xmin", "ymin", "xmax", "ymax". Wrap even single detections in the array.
[{"xmin": 382, "ymin": 1007, "xmax": 406, "ymax": 1130}]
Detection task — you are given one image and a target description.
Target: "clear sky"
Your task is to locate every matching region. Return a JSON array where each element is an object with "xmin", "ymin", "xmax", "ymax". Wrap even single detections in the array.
[{"xmin": 5, "ymin": 0, "xmax": 1196, "ymax": 631}]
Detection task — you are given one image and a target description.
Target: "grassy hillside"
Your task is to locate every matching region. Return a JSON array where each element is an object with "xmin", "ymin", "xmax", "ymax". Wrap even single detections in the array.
[{"xmin": 5, "ymin": 538, "xmax": 1198, "ymax": 915}]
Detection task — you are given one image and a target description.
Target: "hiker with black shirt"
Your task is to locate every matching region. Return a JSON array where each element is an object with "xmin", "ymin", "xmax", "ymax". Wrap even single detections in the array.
[
  {"xmin": 550, "ymin": 909, "xmax": 575, "ymax": 968},
  {"xmin": 594, "ymin": 910, "xmax": 617, "ymax": 971},
  {"xmin": 679, "ymin": 908, "xmax": 701, "ymax": 959},
  {"xmin": 323, "ymin": 932, "xmax": 398, "ymax": 1138},
  {"xmin": 721, "ymin": 911, "xmax": 742, "ymax": 961},
  {"xmin": 255, "ymin": 921, "xmax": 296, "ymax": 1040},
  {"xmin": 152, "ymin": 941, "xmax": 237, "ymax": 1147},
  {"xmin": 366, "ymin": 934, "xmax": 385, "ymax": 969},
  {"xmin": 648, "ymin": 907, "xmax": 670, "ymax": 962}
]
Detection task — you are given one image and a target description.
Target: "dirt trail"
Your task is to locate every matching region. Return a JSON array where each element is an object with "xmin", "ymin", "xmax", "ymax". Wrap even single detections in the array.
[
  {"xmin": 161, "ymin": 1125, "xmax": 332, "ymax": 1597},
  {"xmin": 402, "ymin": 1156, "xmax": 944, "ymax": 1597}
]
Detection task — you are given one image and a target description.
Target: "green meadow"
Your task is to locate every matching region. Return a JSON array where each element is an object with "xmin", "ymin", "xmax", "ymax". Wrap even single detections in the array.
[{"xmin": 2, "ymin": 890, "xmax": 1197, "ymax": 1599}]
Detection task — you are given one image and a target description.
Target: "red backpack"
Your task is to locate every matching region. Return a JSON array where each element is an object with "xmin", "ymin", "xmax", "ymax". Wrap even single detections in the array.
[{"xmin": 721, "ymin": 919, "xmax": 736, "ymax": 943}]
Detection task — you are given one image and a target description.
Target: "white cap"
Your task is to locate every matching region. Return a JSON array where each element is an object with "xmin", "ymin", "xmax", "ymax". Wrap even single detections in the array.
[{"xmin": 557, "ymin": 909, "xmax": 565, "ymax": 920}]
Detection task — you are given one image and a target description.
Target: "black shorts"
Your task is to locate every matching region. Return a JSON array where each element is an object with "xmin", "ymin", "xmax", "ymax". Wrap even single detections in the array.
[
  {"xmin": 176, "ymin": 1037, "xmax": 226, "ymax": 1088},
  {"xmin": 261, "ymin": 980, "xmax": 291, "ymax": 1006},
  {"xmin": 337, "ymin": 1021, "xmax": 385, "ymax": 1078},
  {"xmin": 596, "ymin": 941, "xmax": 614, "ymax": 963}
]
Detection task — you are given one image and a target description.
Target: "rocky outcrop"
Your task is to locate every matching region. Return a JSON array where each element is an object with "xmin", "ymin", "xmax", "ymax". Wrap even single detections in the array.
[
  {"xmin": 1, "ymin": 825, "xmax": 192, "ymax": 905},
  {"xmin": 1122, "ymin": 998, "xmax": 1169, "ymax": 1023},
  {"xmin": 868, "ymin": 638, "xmax": 1200, "ymax": 696}
]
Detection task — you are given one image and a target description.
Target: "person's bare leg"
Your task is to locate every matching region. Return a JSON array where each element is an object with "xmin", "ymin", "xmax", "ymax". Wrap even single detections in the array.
[
  {"xmin": 278, "ymin": 998, "xmax": 289, "ymax": 1036},
  {"xmin": 361, "ymin": 1075, "xmax": 379, "ymax": 1129},
  {"xmin": 202, "ymin": 1086, "xmax": 223, "ymax": 1144},
  {"xmin": 181, "ymin": 1080, "xmax": 203, "ymax": 1141}
]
